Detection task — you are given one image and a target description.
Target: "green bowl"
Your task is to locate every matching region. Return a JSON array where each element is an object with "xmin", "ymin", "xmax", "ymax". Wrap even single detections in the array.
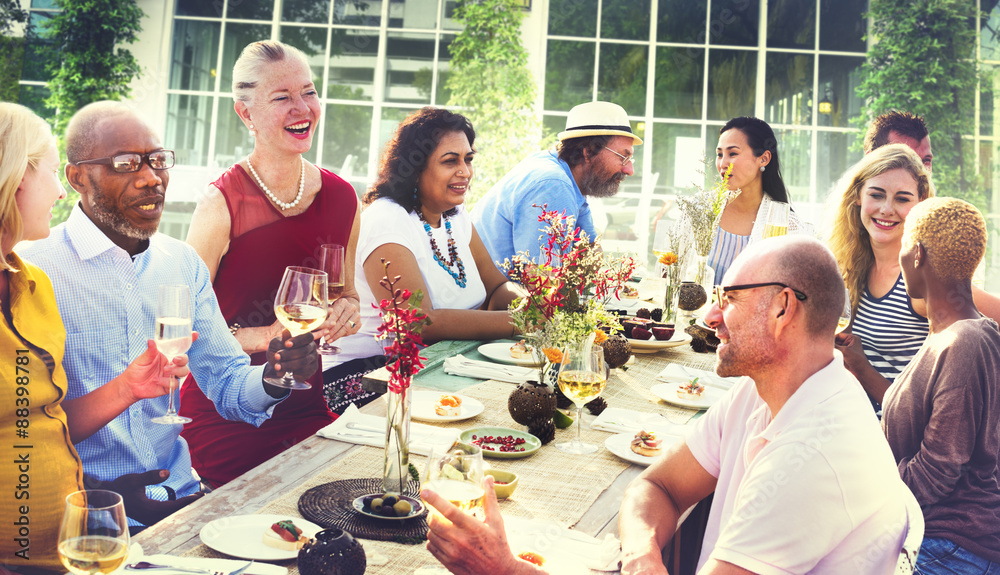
[
  {"xmin": 484, "ymin": 469, "xmax": 518, "ymax": 499},
  {"xmin": 460, "ymin": 427, "xmax": 541, "ymax": 459}
]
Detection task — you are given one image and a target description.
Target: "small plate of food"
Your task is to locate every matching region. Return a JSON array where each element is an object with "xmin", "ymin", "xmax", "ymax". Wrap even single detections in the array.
[
  {"xmin": 478, "ymin": 340, "xmax": 543, "ymax": 367},
  {"xmin": 352, "ymin": 493, "xmax": 426, "ymax": 521},
  {"xmin": 650, "ymin": 380, "xmax": 725, "ymax": 410},
  {"xmin": 199, "ymin": 514, "xmax": 322, "ymax": 560},
  {"xmin": 460, "ymin": 427, "xmax": 542, "ymax": 459},
  {"xmin": 411, "ymin": 390, "xmax": 485, "ymax": 422},
  {"xmin": 604, "ymin": 430, "xmax": 683, "ymax": 467},
  {"xmin": 621, "ymin": 317, "xmax": 692, "ymax": 352}
]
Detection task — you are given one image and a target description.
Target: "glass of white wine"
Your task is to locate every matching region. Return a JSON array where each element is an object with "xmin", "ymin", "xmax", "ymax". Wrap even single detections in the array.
[
  {"xmin": 266, "ymin": 266, "xmax": 328, "ymax": 390},
  {"xmin": 762, "ymin": 201, "xmax": 790, "ymax": 238},
  {"xmin": 422, "ymin": 442, "xmax": 485, "ymax": 518},
  {"xmin": 837, "ymin": 287, "xmax": 852, "ymax": 334},
  {"xmin": 58, "ymin": 490, "xmax": 129, "ymax": 575},
  {"xmin": 151, "ymin": 284, "xmax": 193, "ymax": 425},
  {"xmin": 555, "ymin": 342, "xmax": 607, "ymax": 455},
  {"xmin": 317, "ymin": 244, "xmax": 345, "ymax": 356}
]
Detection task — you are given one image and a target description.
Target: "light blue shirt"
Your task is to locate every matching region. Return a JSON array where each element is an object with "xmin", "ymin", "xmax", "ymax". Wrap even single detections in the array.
[
  {"xmin": 472, "ymin": 149, "xmax": 596, "ymax": 267},
  {"xmin": 21, "ymin": 205, "xmax": 281, "ymax": 510}
]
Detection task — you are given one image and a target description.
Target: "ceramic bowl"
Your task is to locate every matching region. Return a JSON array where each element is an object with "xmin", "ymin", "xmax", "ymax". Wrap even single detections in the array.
[{"xmin": 485, "ymin": 469, "xmax": 518, "ymax": 499}]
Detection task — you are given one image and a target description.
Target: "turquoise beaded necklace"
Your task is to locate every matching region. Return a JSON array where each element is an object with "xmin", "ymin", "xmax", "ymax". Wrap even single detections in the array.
[{"xmin": 418, "ymin": 211, "xmax": 467, "ymax": 288}]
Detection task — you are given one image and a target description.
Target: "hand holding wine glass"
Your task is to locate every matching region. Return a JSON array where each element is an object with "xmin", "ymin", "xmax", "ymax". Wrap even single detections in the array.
[
  {"xmin": 423, "ymin": 442, "xmax": 485, "ymax": 517},
  {"xmin": 266, "ymin": 266, "xmax": 327, "ymax": 390},
  {"xmin": 556, "ymin": 340, "xmax": 607, "ymax": 455},
  {"xmin": 317, "ymin": 244, "xmax": 345, "ymax": 355},
  {"xmin": 836, "ymin": 287, "xmax": 852, "ymax": 334},
  {"xmin": 151, "ymin": 284, "xmax": 193, "ymax": 425},
  {"xmin": 58, "ymin": 490, "xmax": 130, "ymax": 575}
]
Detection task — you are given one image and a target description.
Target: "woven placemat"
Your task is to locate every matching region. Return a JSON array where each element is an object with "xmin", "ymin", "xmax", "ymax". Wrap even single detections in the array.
[{"xmin": 298, "ymin": 478, "xmax": 427, "ymax": 543}]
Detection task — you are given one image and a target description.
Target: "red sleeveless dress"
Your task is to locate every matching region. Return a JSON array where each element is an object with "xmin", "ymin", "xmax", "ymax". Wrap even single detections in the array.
[{"xmin": 179, "ymin": 165, "xmax": 356, "ymax": 487}]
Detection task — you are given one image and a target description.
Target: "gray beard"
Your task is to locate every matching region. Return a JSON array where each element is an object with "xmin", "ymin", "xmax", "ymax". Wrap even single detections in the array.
[
  {"xmin": 90, "ymin": 192, "xmax": 157, "ymax": 241},
  {"xmin": 579, "ymin": 170, "xmax": 624, "ymax": 198}
]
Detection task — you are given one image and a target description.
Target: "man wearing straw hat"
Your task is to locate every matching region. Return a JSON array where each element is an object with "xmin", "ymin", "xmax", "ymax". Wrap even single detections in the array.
[{"xmin": 472, "ymin": 101, "xmax": 641, "ymax": 266}]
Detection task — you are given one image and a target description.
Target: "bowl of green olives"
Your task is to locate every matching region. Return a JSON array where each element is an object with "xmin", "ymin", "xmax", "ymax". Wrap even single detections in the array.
[{"xmin": 352, "ymin": 492, "xmax": 426, "ymax": 520}]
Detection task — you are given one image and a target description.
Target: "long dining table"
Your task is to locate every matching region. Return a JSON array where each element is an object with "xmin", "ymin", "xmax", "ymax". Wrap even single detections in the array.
[{"xmin": 133, "ymin": 331, "xmax": 720, "ymax": 574}]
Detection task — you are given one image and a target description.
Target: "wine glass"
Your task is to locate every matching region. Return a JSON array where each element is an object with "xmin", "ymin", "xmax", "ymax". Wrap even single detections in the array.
[
  {"xmin": 762, "ymin": 201, "xmax": 790, "ymax": 238},
  {"xmin": 836, "ymin": 287, "xmax": 852, "ymax": 334},
  {"xmin": 266, "ymin": 266, "xmax": 328, "ymax": 390},
  {"xmin": 317, "ymin": 244, "xmax": 345, "ymax": 355},
  {"xmin": 422, "ymin": 442, "xmax": 485, "ymax": 518},
  {"xmin": 58, "ymin": 490, "xmax": 130, "ymax": 575},
  {"xmin": 150, "ymin": 284, "xmax": 193, "ymax": 425},
  {"xmin": 555, "ymin": 343, "xmax": 607, "ymax": 455}
]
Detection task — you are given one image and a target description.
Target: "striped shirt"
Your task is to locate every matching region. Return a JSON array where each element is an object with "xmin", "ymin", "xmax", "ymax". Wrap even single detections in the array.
[
  {"xmin": 853, "ymin": 274, "xmax": 929, "ymax": 386},
  {"xmin": 708, "ymin": 229, "xmax": 750, "ymax": 285}
]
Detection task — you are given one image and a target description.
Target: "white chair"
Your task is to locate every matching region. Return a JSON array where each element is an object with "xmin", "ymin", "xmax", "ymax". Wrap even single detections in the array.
[{"xmin": 896, "ymin": 484, "xmax": 924, "ymax": 574}]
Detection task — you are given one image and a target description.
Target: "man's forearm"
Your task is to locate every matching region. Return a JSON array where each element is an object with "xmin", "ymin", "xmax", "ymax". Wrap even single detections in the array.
[{"xmin": 619, "ymin": 477, "xmax": 682, "ymax": 572}]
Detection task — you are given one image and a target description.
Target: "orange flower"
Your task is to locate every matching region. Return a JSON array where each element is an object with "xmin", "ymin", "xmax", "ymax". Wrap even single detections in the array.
[
  {"xmin": 658, "ymin": 252, "xmax": 678, "ymax": 266},
  {"xmin": 542, "ymin": 347, "xmax": 564, "ymax": 363},
  {"xmin": 593, "ymin": 329, "xmax": 608, "ymax": 344}
]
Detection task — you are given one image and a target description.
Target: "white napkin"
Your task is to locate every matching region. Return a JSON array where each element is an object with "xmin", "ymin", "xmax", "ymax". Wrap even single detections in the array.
[
  {"xmin": 591, "ymin": 407, "xmax": 689, "ymax": 436},
  {"xmin": 655, "ymin": 363, "xmax": 740, "ymax": 390},
  {"xmin": 316, "ymin": 404, "xmax": 460, "ymax": 456},
  {"xmin": 138, "ymin": 556, "xmax": 287, "ymax": 575},
  {"xmin": 442, "ymin": 354, "xmax": 535, "ymax": 384},
  {"xmin": 503, "ymin": 516, "xmax": 621, "ymax": 573}
]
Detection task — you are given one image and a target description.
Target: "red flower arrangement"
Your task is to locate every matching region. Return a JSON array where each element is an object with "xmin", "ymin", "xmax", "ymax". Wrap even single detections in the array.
[{"xmin": 375, "ymin": 259, "xmax": 431, "ymax": 393}]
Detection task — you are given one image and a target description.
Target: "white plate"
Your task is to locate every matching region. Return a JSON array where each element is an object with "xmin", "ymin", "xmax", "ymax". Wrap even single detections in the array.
[
  {"xmin": 604, "ymin": 432, "xmax": 682, "ymax": 466},
  {"xmin": 478, "ymin": 342, "xmax": 543, "ymax": 367},
  {"xmin": 199, "ymin": 514, "xmax": 322, "ymax": 560},
  {"xmin": 411, "ymin": 390, "xmax": 485, "ymax": 422},
  {"xmin": 138, "ymin": 555, "xmax": 288, "ymax": 575},
  {"xmin": 650, "ymin": 382, "xmax": 725, "ymax": 410},
  {"xmin": 627, "ymin": 331, "xmax": 692, "ymax": 353}
]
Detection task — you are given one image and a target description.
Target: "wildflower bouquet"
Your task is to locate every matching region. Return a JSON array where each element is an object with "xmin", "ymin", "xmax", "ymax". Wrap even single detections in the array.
[
  {"xmin": 675, "ymin": 163, "xmax": 740, "ymax": 257},
  {"xmin": 504, "ymin": 206, "xmax": 636, "ymax": 376}
]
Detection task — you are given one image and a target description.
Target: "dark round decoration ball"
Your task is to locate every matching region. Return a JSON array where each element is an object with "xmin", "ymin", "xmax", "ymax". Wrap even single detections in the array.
[
  {"xmin": 298, "ymin": 527, "xmax": 367, "ymax": 575},
  {"xmin": 677, "ymin": 281, "xmax": 708, "ymax": 311},
  {"xmin": 508, "ymin": 380, "xmax": 558, "ymax": 425}
]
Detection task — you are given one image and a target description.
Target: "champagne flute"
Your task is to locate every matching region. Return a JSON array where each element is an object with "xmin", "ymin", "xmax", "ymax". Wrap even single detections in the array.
[
  {"xmin": 422, "ymin": 442, "xmax": 485, "ymax": 518},
  {"xmin": 762, "ymin": 201, "xmax": 790, "ymax": 238},
  {"xmin": 836, "ymin": 287, "xmax": 852, "ymax": 334},
  {"xmin": 58, "ymin": 490, "xmax": 129, "ymax": 575},
  {"xmin": 555, "ymin": 342, "xmax": 607, "ymax": 455},
  {"xmin": 317, "ymin": 244, "xmax": 345, "ymax": 355},
  {"xmin": 151, "ymin": 284, "xmax": 193, "ymax": 425},
  {"xmin": 266, "ymin": 266, "xmax": 328, "ymax": 390}
]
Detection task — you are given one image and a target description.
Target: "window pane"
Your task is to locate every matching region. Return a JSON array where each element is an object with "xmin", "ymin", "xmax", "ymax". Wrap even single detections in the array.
[
  {"xmin": 654, "ymin": 47, "xmax": 704, "ymax": 119},
  {"xmin": 982, "ymin": 66, "xmax": 997, "ymax": 137},
  {"xmin": 18, "ymin": 84, "xmax": 53, "ymax": 118},
  {"xmin": 213, "ymin": 97, "xmax": 254, "ymax": 168},
  {"xmin": 707, "ymin": 49, "xmax": 756, "ymax": 120},
  {"xmin": 709, "ymin": 0, "xmax": 758, "ymax": 47},
  {"xmin": 548, "ymin": 0, "xmax": 597, "ymax": 38},
  {"xmin": 764, "ymin": 53, "xmax": 813, "ymax": 126},
  {"xmin": 602, "ymin": 0, "xmax": 650, "ymax": 41},
  {"xmin": 227, "ymin": 0, "xmax": 273, "ymax": 21},
  {"xmin": 322, "ymin": 103, "xmax": 373, "ymax": 179},
  {"xmin": 820, "ymin": 0, "xmax": 866, "ymax": 52},
  {"xmin": 657, "ymin": 0, "xmax": 707, "ymax": 43},
  {"xmin": 598, "ymin": 43, "xmax": 647, "ymax": 114},
  {"xmin": 379, "ymin": 106, "xmax": 417, "ymax": 155},
  {"xmin": 545, "ymin": 40, "xmax": 595, "ymax": 111},
  {"xmin": 31, "ymin": 0, "xmax": 59, "ymax": 8},
  {"xmin": 21, "ymin": 12, "xmax": 56, "ymax": 83},
  {"xmin": 220, "ymin": 23, "xmax": 272, "ymax": 94},
  {"xmin": 165, "ymin": 94, "xmax": 213, "ymax": 167},
  {"xmin": 651, "ymin": 123, "xmax": 703, "ymax": 194},
  {"xmin": 328, "ymin": 29, "xmax": 379, "ymax": 101},
  {"xmin": 816, "ymin": 131, "xmax": 862, "ymax": 205},
  {"xmin": 279, "ymin": 25, "xmax": 327, "ymax": 86},
  {"xmin": 283, "ymin": 0, "xmax": 329, "ymax": 23},
  {"xmin": 388, "ymin": 0, "xmax": 437, "ymax": 29},
  {"xmin": 442, "ymin": 0, "xmax": 461, "ymax": 31},
  {"xmin": 333, "ymin": 0, "xmax": 381, "ymax": 26},
  {"xmin": 817, "ymin": 55, "xmax": 864, "ymax": 128},
  {"xmin": 543, "ymin": 114, "xmax": 564, "ymax": 142},
  {"xmin": 775, "ymin": 129, "xmax": 811, "ymax": 204},
  {"xmin": 175, "ymin": 0, "xmax": 221, "ymax": 17},
  {"xmin": 385, "ymin": 33, "xmax": 435, "ymax": 104},
  {"xmin": 766, "ymin": 0, "xmax": 815, "ymax": 49},
  {"xmin": 436, "ymin": 35, "xmax": 454, "ymax": 104},
  {"xmin": 169, "ymin": 20, "xmax": 221, "ymax": 91}
]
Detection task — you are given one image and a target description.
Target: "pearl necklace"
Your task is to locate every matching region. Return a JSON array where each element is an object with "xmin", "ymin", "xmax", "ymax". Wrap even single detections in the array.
[{"xmin": 246, "ymin": 155, "xmax": 304, "ymax": 210}]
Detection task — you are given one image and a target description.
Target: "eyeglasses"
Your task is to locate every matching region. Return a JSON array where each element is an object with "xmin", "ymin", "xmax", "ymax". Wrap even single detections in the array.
[
  {"xmin": 74, "ymin": 150, "xmax": 175, "ymax": 173},
  {"xmin": 714, "ymin": 282, "xmax": 808, "ymax": 309},
  {"xmin": 603, "ymin": 146, "xmax": 634, "ymax": 166}
]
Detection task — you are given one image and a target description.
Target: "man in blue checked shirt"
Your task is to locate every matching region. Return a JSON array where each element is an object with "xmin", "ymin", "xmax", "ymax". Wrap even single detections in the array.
[{"xmin": 21, "ymin": 101, "xmax": 319, "ymax": 527}]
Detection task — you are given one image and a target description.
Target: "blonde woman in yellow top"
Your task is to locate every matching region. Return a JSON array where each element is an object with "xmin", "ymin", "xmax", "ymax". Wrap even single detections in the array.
[{"xmin": 0, "ymin": 103, "xmax": 192, "ymax": 570}]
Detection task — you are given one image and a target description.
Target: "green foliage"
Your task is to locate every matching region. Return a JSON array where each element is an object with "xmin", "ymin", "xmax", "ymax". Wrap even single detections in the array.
[
  {"xmin": 42, "ymin": 0, "xmax": 144, "ymax": 138},
  {"xmin": 0, "ymin": 35, "xmax": 25, "ymax": 103},
  {"xmin": 856, "ymin": 0, "xmax": 986, "ymax": 209},
  {"xmin": 0, "ymin": 0, "xmax": 28, "ymax": 35},
  {"xmin": 445, "ymin": 0, "xmax": 542, "ymax": 207}
]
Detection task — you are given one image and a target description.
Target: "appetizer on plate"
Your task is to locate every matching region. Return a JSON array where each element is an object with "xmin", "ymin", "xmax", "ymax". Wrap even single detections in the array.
[
  {"xmin": 263, "ymin": 520, "xmax": 308, "ymax": 550},
  {"xmin": 630, "ymin": 430, "xmax": 662, "ymax": 457},
  {"xmin": 510, "ymin": 339, "xmax": 532, "ymax": 359},
  {"xmin": 677, "ymin": 379, "xmax": 706, "ymax": 400},
  {"xmin": 435, "ymin": 394, "xmax": 462, "ymax": 417},
  {"xmin": 621, "ymin": 285, "xmax": 639, "ymax": 299}
]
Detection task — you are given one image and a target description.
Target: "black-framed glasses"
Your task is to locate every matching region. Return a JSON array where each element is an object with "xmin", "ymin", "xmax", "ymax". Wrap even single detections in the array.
[
  {"xmin": 603, "ymin": 146, "xmax": 634, "ymax": 166},
  {"xmin": 714, "ymin": 282, "xmax": 808, "ymax": 309},
  {"xmin": 75, "ymin": 150, "xmax": 175, "ymax": 173}
]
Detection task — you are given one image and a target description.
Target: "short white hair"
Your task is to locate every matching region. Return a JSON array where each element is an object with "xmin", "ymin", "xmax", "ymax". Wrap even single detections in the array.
[{"xmin": 232, "ymin": 40, "xmax": 311, "ymax": 104}]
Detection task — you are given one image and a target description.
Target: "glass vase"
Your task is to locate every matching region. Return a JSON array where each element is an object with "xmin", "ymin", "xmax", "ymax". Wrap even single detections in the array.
[
  {"xmin": 382, "ymin": 386, "xmax": 411, "ymax": 495},
  {"xmin": 690, "ymin": 254, "xmax": 715, "ymax": 301},
  {"xmin": 663, "ymin": 281, "xmax": 681, "ymax": 323}
]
